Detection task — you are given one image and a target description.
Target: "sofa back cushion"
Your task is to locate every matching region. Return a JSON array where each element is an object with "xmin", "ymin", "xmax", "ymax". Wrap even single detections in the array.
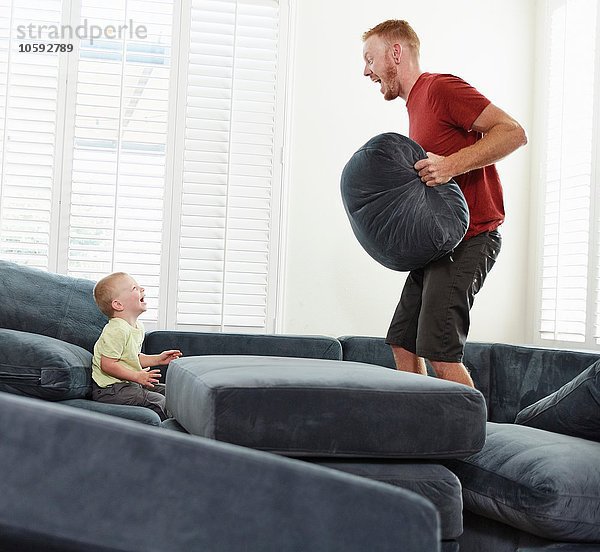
[
  {"xmin": 340, "ymin": 337, "xmax": 600, "ymax": 423},
  {"xmin": 144, "ymin": 330, "xmax": 343, "ymax": 378},
  {"xmin": 0, "ymin": 260, "xmax": 106, "ymax": 353},
  {"xmin": 0, "ymin": 328, "xmax": 92, "ymax": 400},
  {"xmin": 339, "ymin": 336, "xmax": 493, "ymax": 414},
  {"xmin": 479, "ymin": 344, "xmax": 600, "ymax": 423},
  {"xmin": 515, "ymin": 359, "xmax": 600, "ymax": 441}
]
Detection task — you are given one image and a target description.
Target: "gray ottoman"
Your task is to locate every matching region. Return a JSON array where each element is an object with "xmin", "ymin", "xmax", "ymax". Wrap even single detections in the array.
[{"xmin": 166, "ymin": 355, "xmax": 487, "ymax": 458}]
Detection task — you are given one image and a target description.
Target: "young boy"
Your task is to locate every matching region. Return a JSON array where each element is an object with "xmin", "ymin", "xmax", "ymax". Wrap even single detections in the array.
[{"xmin": 91, "ymin": 272, "xmax": 182, "ymax": 421}]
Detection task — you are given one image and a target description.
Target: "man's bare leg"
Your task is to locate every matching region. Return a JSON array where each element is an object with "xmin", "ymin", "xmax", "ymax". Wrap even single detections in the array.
[
  {"xmin": 390, "ymin": 345, "xmax": 427, "ymax": 375},
  {"xmin": 391, "ymin": 346, "xmax": 474, "ymax": 387},
  {"xmin": 430, "ymin": 361, "xmax": 474, "ymax": 388}
]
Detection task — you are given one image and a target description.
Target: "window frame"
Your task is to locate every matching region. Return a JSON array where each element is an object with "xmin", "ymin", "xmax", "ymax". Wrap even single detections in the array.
[
  {"xmin": 0, "ymin": 0, "xmax": 294, "ymax": 334},
  {"xmin": 532, "ymin": 0, "xmax": 600, "ymax": 350}
]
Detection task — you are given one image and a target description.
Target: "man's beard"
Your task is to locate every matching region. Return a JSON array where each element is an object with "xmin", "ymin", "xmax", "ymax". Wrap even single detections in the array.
[{"xmin": 382, "ymin": 63, "xmax": 399, "ymax": 101}]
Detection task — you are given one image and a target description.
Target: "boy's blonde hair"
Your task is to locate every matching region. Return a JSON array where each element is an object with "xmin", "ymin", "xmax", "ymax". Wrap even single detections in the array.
[
  {"xmin": 93, "ymin": 272, "xmax": 129, "ymax": 317},
  {"xmin": 362, "ymin": 20, "xmax": 421, "ymax": 58}
]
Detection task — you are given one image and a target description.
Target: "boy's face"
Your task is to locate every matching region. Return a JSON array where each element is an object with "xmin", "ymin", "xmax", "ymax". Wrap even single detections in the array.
[{"xmin": 113, "ymin": 275, "xmax": 147, "ymax": 316}]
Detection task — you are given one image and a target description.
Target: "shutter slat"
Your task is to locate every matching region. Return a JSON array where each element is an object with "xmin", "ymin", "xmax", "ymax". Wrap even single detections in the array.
[
  {"xmin": 539, "ymin": 0, "xmax": 598, "ymax": 344},
  {"xmin": 0, "ymin": 0, "xmax": 62, "ymax": 267}
]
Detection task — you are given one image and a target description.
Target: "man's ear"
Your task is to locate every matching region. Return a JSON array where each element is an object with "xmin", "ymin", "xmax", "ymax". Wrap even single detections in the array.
[
  {"xmin": 112, "ymin": 299, "xmax": 124, "ymax": 312},
  {"xmin": 392, "ymin": 43, "xmax": 403, "ymax": 63}
]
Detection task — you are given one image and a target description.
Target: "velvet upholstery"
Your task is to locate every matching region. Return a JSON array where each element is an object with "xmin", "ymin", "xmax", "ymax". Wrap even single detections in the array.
[
  {"xmin": 161, "ymin": 416, "xmax": 188, "ymax": 432},
  {"xmin": 515, "ymin": 359, "xmax": 600, "ymax": 441},
  {"xmin": 446, "ymin": 423, "xmax": 600, "ymax": 542},
  {"xmin": 339, "ymin": 334, "xmax": 445, "ymax": 377},
  {"xmin": 474, "ymin": 344, "xmax": 600, "ymax": 423},
  {"xmin": 458, "ymin": 511, "xmax": 600, "ymax": 552},
  {"xmin": 338, "ymin": 335, "xmax": 397, "ymax": 369},
  {"xmin": 61, "ymin": 398, "xmax": 162, "ymax": 426},
  {"xmin": 457, "ymin": 510, "xmax": 556, "ymax": 552},
  {"xmin": 518, "ymin": 546, "xmax": 600, "ymax": 551},
  {"xmin": 339, "ymin": 336, "xmax": 600, "ymax": 424},
  {"xmin": 0, "ymin": 391, "xmax": 441, "ymax": 552},
  {"xmin": 340, "ymin": 133, "xmax": 469, "ymax": 271},
  {"xmin": 309, "ymin": 460, "xmax": 463, "ymax": 539},
  {"xmin": 0, "ymin": 260, "xmax": 106, "ymax": 352},
  {"xmin": 166, "ymin": 355, "xmax": 487, "ymax": 458},
  {"xmin": 0, "ymin": 328, "xmax": 91, "ymax": 400},
  {"xmin": 144, "ymin": 330, "xmax": 343, "ymax": 379}
]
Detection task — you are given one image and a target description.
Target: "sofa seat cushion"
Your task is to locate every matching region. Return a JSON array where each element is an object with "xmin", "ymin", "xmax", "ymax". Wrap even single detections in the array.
[
  {"xmin": 166, "ymin": 355, "xmax": 487, "ymax": 458},
  {"xmin": 0, "ymin": 328, "xmax": 92, "ymax": 400},
  {"xmin": 446, "ymin": 422, "xmax": 600, "ymax": 542},
  {"xmin": 515, "ymin": 359, "xmax": 600, "ymax": 442},
  {"xmin": 61, "ymin": 399, "xmax": 161, "ymax": 426},
  {"xmin": 310, "ymin": 460, "xmax": 463, "ymax": 540}
]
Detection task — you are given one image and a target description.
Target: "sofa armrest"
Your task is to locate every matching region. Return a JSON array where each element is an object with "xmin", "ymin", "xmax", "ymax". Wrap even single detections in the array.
[{"xmin": 0, "ymin": 392, "xmax": 441, "ymax": 552}]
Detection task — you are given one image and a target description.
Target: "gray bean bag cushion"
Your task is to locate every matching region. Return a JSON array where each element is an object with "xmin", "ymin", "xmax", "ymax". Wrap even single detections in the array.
[
  {"xmin": 166, "ymin": 355, "xmax": 487, "ymax": 459},
  {"xmin": 0, "ymin": 260, "xmax": 106, "ymax": 352},
  {"xmin": 341, "ymin": 133, "xmax": 469, "ymax": 271}
]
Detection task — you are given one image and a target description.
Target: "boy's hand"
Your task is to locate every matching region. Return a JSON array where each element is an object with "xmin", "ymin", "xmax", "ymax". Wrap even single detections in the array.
[
  {"xmin": 136, "ymin": 367, "xmax": 162, "ymax": 389},
  {"xmin": 158, "ymin": 349, "xmax": 183, "ymax": 364}
]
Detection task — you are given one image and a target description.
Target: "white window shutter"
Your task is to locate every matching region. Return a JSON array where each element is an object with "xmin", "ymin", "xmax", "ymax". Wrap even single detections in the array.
[
  {"xmin": 0, "ymin": 1, "xmax": 62, "ymax": 269},
  {"xmin": 175, "ymin": 0, "xmax": 281, "ymax": 330},
  {"xmin": 0, "ymin": 0, "xmax": 288, "ymax": 333},
  {"xmin": 538, "ymin": 0, "xmax": 598, "ymax": 343},
  {"xmin": 65, "ymin": 0, "xmax": 175, "ymax": 323}
]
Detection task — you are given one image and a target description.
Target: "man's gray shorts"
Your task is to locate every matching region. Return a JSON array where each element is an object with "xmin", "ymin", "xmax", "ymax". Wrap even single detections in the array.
[{"xmin": 386, "ymin": 230, "xmax": 501, "ymax": 363}]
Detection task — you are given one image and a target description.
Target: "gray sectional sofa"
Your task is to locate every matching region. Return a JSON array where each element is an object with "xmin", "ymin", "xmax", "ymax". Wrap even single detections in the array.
[
  {"xmin": 1, "ymin": 259, "xmax": 599, "ymax": 552},
  {"xmin": 342, "ymin": 337, "xmax": 600, "ymax": 552}
]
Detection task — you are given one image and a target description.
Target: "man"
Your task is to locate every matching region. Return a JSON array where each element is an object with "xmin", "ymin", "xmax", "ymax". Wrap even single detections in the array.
[{"xmin": 362, "ymin": 20, "xmax": 527, "ymax": 387}]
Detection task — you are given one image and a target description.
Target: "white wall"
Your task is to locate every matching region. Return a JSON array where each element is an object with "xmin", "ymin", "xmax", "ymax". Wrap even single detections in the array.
[{"xmin": 282, "ymin": 0, "xmax": 536, "ymax": 343}]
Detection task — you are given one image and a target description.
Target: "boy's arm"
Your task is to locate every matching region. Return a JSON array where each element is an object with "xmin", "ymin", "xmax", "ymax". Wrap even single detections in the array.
[
  {"xmin": 100, "ymin": 356, "xmax": 161, "ymax": 388},
  {"xmin": 139, "ymin": 350, "xmax": 183, "ymax": 368}
]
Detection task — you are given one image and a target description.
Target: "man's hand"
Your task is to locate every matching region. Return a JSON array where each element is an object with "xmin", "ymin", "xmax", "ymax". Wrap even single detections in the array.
[
  {"xmin": 158, "ymin": 349, "xmax": 183, "ymax": 364},
  {"xmin": 136, "ymin": 367, "xmax": 162, "ymax": 389},
  {"xmin": 414, "ymin": 153, "xmax": 454, "ymax": 186}
]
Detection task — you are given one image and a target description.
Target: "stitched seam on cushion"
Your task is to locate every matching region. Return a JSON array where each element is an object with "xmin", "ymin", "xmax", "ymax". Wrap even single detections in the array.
[
  {"xmin": 257, "ymin": 447, "xmax": 482, "ymax": 456},
  {"xmin": 464, "ymin": 488, "xmax": 600, "ymax": 526},
  {"xmin": 519, "ymin": 372, "xmax": 597, "ymax": 422},
  {"xmin": 175, "ymin": 361, "xmax": 483, "ymax": 394},
  {"xmin": 459, "ymin": 460, "xmax": 600, "ymax": 500},
  {"xmin": 209, "ymin": 386, "xmax": 480, "ymax": 395},
  {"xmin": 321, "ymin": 340, "xmax": 342, "ymax": 359}
]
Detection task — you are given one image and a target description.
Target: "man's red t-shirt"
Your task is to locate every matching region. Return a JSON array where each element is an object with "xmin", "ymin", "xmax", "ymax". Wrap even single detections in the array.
[{"xmin": 406, "ymin": 72, "xmax": 504, "ymax": 240}]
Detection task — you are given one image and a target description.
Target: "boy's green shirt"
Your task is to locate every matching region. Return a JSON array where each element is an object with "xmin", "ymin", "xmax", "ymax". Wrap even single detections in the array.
[{"xmin": 92, "ymin": 317, "xmax": 145, "ymax": 388}]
